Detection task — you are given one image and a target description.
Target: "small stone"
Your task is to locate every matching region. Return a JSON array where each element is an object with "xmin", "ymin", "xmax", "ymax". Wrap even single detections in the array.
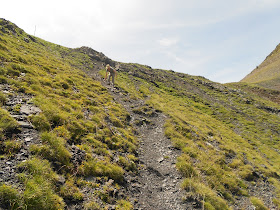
[
  {"xmin": 11, "ymin": 115, "xmax": 25, "ymax": 120},
  {"xmin": 25, "ymin": 137, "xmax": 32, "ymax": 142},
  {"xmin": 157, "ymin": 157, "xmax": 164, "ymax": 163},
  {"xmin": 16, "ymin": 154, "xmax": 22, "ymax": 160},
  {"xmin": 6, "ymin": 161, "xmax": 12, "ymax": 165},
  {"xmin": 57, "ymin": 176, "xmax": 65, "ymax": 185},
  {"xmin": 24, "ymin": 37, "xmax": 29, "ymax": 43}
]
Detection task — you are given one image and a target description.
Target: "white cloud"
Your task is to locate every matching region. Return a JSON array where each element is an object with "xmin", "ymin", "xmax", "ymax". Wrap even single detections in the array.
[{"xmin": 157, "ymin": 38, "xmax": 179, "ymax": 47}]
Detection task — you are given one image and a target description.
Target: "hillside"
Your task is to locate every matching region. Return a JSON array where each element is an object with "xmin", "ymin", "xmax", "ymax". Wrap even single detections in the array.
[
  {"xmin": 241, "ymin": 43, "xmax": 280, "ymax": 90},
  {"xmin": 0, "ymin": 18, "xmax": 280, "ymax": 210}
]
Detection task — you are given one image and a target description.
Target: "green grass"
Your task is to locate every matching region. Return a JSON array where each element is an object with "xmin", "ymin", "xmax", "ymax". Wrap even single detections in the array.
[
  {"xmin": 115, "ymin": 63, "xmax": 280, "ymax": 208},
  {"xmin": 250, "ymin": 197, "xmax": 269, "ymax": 210},
  {"xmin": 241, "ymin": 43, "xmax": 280, "ymax": 90},
  {"xmin": 0, "ymin": 184, "xmax": 20, "ymax": 209},
  {"xmin": 0, "ymin": 18, "xmax": 137, "ymax": 209},
  {"xmin": 0, "ymin": 108, "xmax": 19, "ymax": 141},
  {"xmin": 79, "ymin": 158, "xmax": 125, "ymax": 183},
  {"xmin": 1, "ymin": 18, "xmax": 280, "ymax": 209},
  {"xmin": 0, "ymin": 157, "xmax": 65, "ymax": 210}
]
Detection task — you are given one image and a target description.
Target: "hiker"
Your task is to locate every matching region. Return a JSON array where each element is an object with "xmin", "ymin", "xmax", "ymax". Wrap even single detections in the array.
[{"xmin": 105, "ymin": 64, "xmax": 117, "ymax": 87}]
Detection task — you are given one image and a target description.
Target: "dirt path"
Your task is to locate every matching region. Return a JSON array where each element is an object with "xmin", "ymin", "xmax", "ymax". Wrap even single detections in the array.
[{"xmin": 97, "ymin": 77, "xmax": 189, "ymax": 209}]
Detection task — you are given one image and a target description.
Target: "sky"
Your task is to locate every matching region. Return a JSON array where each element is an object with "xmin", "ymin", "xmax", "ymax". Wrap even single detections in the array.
[{"xmin": 1, "ymin": 0, "xmax": 280, "ymax": 83}]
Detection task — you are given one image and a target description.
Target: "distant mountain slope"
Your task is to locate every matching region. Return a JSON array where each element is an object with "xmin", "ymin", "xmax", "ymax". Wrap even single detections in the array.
[
  {"xmin": 1, "ymin": 18, "xmax": 280, "ymax": 210},
  {"xmin": 241, "ymin": 43, "xmax": 280, "ymax": 90}
]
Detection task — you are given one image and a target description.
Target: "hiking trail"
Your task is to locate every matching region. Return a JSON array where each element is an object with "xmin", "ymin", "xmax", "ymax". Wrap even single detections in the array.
[{"xmin": 91, "ymin": 69, "xmax": 191, "ymax": 209}]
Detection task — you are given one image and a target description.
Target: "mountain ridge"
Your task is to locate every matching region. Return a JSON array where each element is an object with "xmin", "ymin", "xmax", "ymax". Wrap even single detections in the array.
[
  {"xmin": 0, "ymin": 18, "xmax": 280, "ymax": 209},
  {"xmin": 241, "ymin": 43, "xmax": 280, "ymax": 90}
]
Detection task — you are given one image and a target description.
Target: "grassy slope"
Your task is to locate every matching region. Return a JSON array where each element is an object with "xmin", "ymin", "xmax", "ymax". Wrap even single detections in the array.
[
  {"xmin": 0, "ymin": 19, "xmax": 135, "ymax": 209},
  {"xmin": 0, "ymin": 18, "xmax": 280, "ymax": 209},
  {"xmin": 114, "ymin": 63, "xmax": 280, "ymax": 209},
  {"xmin": 241, "ymin": 43, "xmax": 280, "ymax": 90}
]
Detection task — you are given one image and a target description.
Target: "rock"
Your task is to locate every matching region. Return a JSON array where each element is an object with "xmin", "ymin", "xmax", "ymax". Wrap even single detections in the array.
[
  {"xmin": 11, "ymin": 115, "xmax": 25, "ymax": 121},
  {"xmin": 71, "ymin": 145, "xmax": 86, "ymax": 165},
  {"xmin": 57, "ymin": 176, "xmax": 66, "ymax": 186},
  {"xmin": 18, "ymin": 121, "xmax": 33, "ymax": 129},
  {"xmin": 157, "ymin": 157, "xmax": 164, "ymax": 163},
  {"xmin": 23, "ymin": 37, "xmax": 29, "ymax": 43},
  {"xmin": 20, "ymin": 104, "xmax": 41, "ymax": 115},
  {"xmin": 25, "ymin": 137, "xmax": 32, "ymax": 142}
]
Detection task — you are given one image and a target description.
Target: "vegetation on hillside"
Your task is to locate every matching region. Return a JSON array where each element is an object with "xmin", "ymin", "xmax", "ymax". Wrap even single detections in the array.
[
  {"xmin": 241, "ymin": 43, "xmax": 280, "ymax": 91},
  {"xmin": 112, "ymin": 63, "xmax": 280, "ymax": 209},
  {"xmin": 0, "ymin": 18, "xmax": 280, "ymax": 209},
  {"xmin": 0, "ymin": 18, "xmax": 137, "ymax": 209}
]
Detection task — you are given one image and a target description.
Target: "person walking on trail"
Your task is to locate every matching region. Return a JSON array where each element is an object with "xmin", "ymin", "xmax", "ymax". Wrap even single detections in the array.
[{"xmin": 105, "ymin": 64, "xmax": 117, "ymax": 87}]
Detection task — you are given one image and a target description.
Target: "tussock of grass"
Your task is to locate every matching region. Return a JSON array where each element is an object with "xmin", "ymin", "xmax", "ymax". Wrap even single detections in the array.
[
  {"xmin": 0, "ymin": 184, "xmax": 20, "ymax": 209},
  {"xmin": 79, "ymin": 159, "xmax": 125, "ymax": 183},
  {"xmin": 22, "ymin": 175, "xmax": 65, "ymax": 210},
  {"xmin": 0, "ymin": 108, "xmax": 19, "ymax": 139},
  {"xmin": 59, "ymin": 177, "xmax": 84, "ymax": 201},
  {"xmin": 116, "ymin": 199, "xmax": 133, "ymax": 210},
  {"xmin": 30, "ymin": 132, "xmax": 72, "ymax": 167},
  {"xmin": 250, "ymin": 196, "xmax": 268, "ymax": 210},
  {"xmin": 0, "ymin": 92, "xmax": 6, "ymax": 105},
  {"xmin": 2, "ymin": 140, "xmax": 22, "ymax": 156}
]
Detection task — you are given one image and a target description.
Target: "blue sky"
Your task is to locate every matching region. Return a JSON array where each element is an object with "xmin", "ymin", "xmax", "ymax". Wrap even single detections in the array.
[{"xmin": 1, "ymin": 0, "xmax": 280, "ymax": 83}]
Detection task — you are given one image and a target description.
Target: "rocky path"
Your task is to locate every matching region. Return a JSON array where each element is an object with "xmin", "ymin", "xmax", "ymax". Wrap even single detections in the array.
[
  {"xmin": 0, "ymin": 84, "xmax": 41, "ymax": 186},
  {"xmin": 98, "ymin": 78, "xmax": 189, "ymax": 209}
]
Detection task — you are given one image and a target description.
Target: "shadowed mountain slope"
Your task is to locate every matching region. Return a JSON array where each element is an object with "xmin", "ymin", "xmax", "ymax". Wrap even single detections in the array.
[{"xmin": 0, "ymin": 18, "xmax": 280, "ymax": 209}]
